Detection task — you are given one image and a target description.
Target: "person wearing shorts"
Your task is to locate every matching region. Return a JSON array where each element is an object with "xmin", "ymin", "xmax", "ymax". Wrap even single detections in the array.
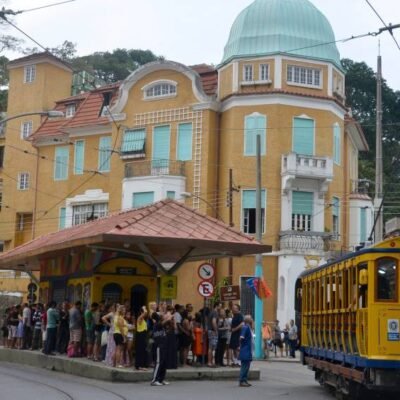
[
  {"xmin": 69, "ymin": 301, "xmax": 82, "ymax": 356},
  {"xmin": 84, "ymin": 302, "xmax": 98, "ymax": 360},
  {"xmin": 207, "ymin": 301, "xmax": 222, "ymax": 367}
]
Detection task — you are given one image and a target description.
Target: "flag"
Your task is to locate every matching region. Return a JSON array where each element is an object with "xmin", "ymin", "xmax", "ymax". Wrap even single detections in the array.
[
  {"xmin": 246, "ymin": 277, "xmax": 259, "ymax": 298},
  {"xmin": 246, "ymin": 277, "xmax": 272, "ymax": 299},
  {"xmin": 259, "ymin": 277, "xmax": 273, "ymax": 299}
]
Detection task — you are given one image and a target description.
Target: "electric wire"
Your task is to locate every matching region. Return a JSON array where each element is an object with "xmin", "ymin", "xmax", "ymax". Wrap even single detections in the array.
[{"xmin": 365, "ymin": 0, "xmax": 400, "ymax": 51}]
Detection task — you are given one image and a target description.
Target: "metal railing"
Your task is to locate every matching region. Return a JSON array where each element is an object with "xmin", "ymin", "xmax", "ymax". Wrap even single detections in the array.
[{"xmin": 124, "ymin": 159, "xmax": 186, "ymax": 178}]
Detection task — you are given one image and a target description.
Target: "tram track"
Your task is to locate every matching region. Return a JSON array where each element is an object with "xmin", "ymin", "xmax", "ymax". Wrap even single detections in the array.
[{"xmin": 0, "ymin": 363, "xmax": 129, "ymax": 400}]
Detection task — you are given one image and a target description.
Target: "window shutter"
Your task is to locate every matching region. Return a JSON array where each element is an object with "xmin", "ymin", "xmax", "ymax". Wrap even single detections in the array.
[
  {"xmin": 54, "ymin": 146, "xmax": 69, "ymax": 180},
  {"xmin": 177, "ymin": 123, "xmax": 192, "ymax": 161},
  {"xmin": 360, "ymin": 208, "xmax": 367, "ymax": 242},
  {"xmin": 74, "ymin": 140, "xmax": 85, "ymax": 174},
  {"xmin": 293, "ymin": 117, "xmax": 314, "ymax": 155},
  {"xmin": 132, "ymin": 192, "xmax": 155, "ymax": 208},
  {"xmin": 152, "ymin": 125, "xmax": 171, "ymax": 170},
  {"xmin": 332, "ymin": 197, "xmax": 340, "ymax": 217},
  {"xmin": 244, "ymin": 115, "xmax": 266, "ymax": 156},
  {"xmin": 59, "ymin": 207, "xmax": 66, "ymax": 229},
  {"xmin": 333, "ymin": 124, "xmax": 341, "ymax": 164},
  {"xmin": 166, "ymin": 191, "xmax": 175, "ymax": 199},
  {"xmin": 98, "ymin": 136, "xmax": 112, "ymax": 172},
  {"xmin": 292, "ymin": 191, "xmax": 313, "ymax": 215},
  {"xmin": 242, "ymin": 190, "xmax": 266, "ymax": 208},
  {"xmin": 121, "ymin": 129, "xmax": 146, "ymax": 153}
]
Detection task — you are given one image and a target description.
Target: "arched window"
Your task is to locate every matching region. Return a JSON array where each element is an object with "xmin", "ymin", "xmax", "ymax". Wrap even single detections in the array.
[
  {"xmin": 102, "ymin": 283, "xmax": 122, "ymax": 304},
  {"xmin": 142, "ymin": 80, "xmax": 177, "ymax": 99}
]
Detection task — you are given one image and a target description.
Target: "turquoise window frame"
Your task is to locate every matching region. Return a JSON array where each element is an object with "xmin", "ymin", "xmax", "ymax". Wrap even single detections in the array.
[
  {"xmin": 166, "ymin": 191, "xmax": 175, "ymax": 200},
  {"xmin": 132, "ymin": 192, "xmax": 155, "ymax": 208},
  {"xmin": 98, "ymin": 136, "xmax": 112, "ymax": 172},
  {"xmin": 293, "ymin": 117, "xmax": 315, "ymax": 156},
  {"xmin": 152, "ymin": 125, "xmax": 171, "ymax": 170},
  {"xmin": 292, "ymin": 191, "xmax": 313, "ymax": 215},
  {"xmin": 176, "ymin": 123, "xmax": 193, "ymax": 161},
  {"xmin": 59, "ymin": 207, "xmax": 66, "ymax": 229},
  {"xmin": 333, "ymin": 123, "xmax": 341, "ymax": 165},
  {"xmin": 244, "ymin": 114, "xmax": 267, "ymax": 156},
  {"xmin": 54, "ymin": 146, "xmax": 69, "ymax": 181},
  {"xmin": 74, "ymin": 140, "xmax": 85, "ymax": 175}
]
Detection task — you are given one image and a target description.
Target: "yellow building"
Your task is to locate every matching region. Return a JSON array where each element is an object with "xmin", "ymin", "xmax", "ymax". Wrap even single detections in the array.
[{"xmin": 0, "ymin": 0, "xmax": 372, "ymax": 321}]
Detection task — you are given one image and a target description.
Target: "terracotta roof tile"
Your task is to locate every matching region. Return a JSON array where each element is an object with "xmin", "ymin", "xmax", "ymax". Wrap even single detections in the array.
[
  {"xmin": 191, "ymin": 64, "xmax": 218, "ymax": 96},
  {"xmin": 0, "ymin": 200, "xmax": 271, "ymax": 268}
]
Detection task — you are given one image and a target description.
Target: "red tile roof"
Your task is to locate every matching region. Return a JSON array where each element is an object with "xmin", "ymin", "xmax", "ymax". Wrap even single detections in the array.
[
  {"xmin": 0, "ymin": 200, "xmax": 271, "ymax": 270},
  {"xmin": 191, "ymin": 64, "xmax": 218, "ymax": 96}
]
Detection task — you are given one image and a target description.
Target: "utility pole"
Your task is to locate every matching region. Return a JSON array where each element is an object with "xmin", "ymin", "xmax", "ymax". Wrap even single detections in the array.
[
  {"xmin": 374, "ymin": 51, "xmax": 383, "ymax": 243},
  {"xmin": 254, "ymin": 134, "xmax": 263, "ymax": 359},
  {"xmin": 227, "ymin": 168, "xmax": 239, "ymax": 284}
]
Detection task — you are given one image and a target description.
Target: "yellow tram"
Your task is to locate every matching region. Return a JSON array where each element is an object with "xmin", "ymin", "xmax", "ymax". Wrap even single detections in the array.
[{"xmin": 296, "ymin": 237, "xmax": 400, "ymax": 399}]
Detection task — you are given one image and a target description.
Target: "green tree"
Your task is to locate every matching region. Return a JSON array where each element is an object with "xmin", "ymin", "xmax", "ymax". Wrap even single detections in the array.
[
  {"xmin": 343, "ymin": 58, "xmax": 400, "ymax": 220},
  {"xmin": 73, "ymin": 48, "xmax": 163, "ymax": 83}
]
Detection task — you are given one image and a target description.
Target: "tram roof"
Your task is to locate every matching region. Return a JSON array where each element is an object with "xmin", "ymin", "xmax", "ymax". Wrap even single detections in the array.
[
  {"xmin": 0, "ymin": 199, "xmax": 272, "ymax": 273},
  {"xmin": 298, "ymin": 241, "xmax": 400, "ymax": 279}
]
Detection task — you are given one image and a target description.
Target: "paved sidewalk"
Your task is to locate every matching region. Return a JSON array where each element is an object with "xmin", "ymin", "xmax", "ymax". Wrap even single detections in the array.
[{"xmin": 0, "ymin": 347, "xmax": 260, "ymax": 382}]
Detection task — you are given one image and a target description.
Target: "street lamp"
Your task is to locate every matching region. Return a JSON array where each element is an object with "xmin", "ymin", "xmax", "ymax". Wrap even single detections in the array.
[
  {"xmin": 180, "ymin": 192, "xmax": 220, "ymax": 220},
  {"xmin": 0, "ymin": 110, "xmax": 64, "ymax": 127}
]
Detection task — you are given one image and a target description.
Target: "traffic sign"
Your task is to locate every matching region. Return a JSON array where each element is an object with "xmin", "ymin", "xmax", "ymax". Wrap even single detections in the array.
[
  {"xmin": 198, "ymin": 280, "xmax": 214, "ymax": 297},
  {"xmin": 27, "ymin": 283, "xmax": 37, "ymax": 292},
  {"xmin": 198, "ymin": 263, "xmax": 215, "ymax": 280}
]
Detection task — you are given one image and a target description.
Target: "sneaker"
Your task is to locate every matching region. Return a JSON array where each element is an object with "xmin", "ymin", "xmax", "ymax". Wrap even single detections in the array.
[
  {"xmin": 151, "ymin": 381, "xmax": 163, "ymax": 386},
  {"xmin": 161, "ymin": 381, "xmax": 170, "ymax": 385},
  {"xmin": 239, "ymin": 382, "xmax": 251, "ymax": 387}
]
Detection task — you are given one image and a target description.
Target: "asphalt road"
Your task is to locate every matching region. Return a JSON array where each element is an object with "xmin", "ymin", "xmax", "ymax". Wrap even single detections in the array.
[{"xmin": 0, "ymin": 361, "xmax": 333, "ymax": 400}]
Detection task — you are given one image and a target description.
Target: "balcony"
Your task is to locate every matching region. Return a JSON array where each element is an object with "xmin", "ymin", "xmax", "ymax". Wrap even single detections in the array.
[
  {"xmin": 281, "ymin": 153, "xmax": 333, "ymax": 191},
  {"xmin": 124, "ymin": 160, "xmax": 186, "ymax": 178},
  {"xmin": 278, "ymin": 230, "xmax": 332, "ymax": 254}
]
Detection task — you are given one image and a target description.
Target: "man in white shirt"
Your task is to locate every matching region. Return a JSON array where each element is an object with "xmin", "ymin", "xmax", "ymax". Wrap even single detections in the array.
[{"xmin": 22, "ymin": 303, "xmax": 32, "ymax": 350}]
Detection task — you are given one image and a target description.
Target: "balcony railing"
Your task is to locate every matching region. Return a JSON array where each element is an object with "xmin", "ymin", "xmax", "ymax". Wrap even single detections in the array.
[
  {"xmin": 124, "ymin": 159, "xmax": 186, "ymax": 178},
  {"xmin": 278, "ymin": 230, "xmax": 333, "ymax": 253},
  {"xmin": 282, "ymin": 152, "xmax": 333, "ymax": 180}
]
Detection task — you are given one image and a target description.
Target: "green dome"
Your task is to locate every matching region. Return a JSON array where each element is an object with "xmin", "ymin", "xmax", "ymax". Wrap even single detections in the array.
[{"xmin": 221, "ymin": 0, "xmax": 341, "ymax": 69}]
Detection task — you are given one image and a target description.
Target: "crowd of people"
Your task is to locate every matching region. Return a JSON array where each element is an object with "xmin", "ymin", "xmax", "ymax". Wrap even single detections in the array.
[
  {"xmin": 262, "ymin": 319, "xmax": 298, "ymax": 359},
  {"xmin": 1, "ymin": 299, "xmax": 297, "ymax": 386}
]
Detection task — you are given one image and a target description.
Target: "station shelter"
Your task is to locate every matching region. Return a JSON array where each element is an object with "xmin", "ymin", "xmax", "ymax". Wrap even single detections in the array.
[{"xmin": 0, "ymin": 200, "xmax": 271, "ymax": 311}]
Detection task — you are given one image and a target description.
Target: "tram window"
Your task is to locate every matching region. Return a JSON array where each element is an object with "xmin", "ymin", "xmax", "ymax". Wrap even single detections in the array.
[
  {"xmin": 338, "ymin": 272, "xmax": 343, "ymax": 309},
  {"xmin": 357, "ymin": 263, "xmax": 368, "ymax": 308},
  {"xmin": 342, "ymin": 270, "xmax": 348, "ymax": 308},
  {"xmin": 376, "ymin": 258, "xmax": 398, "ymax": 301}
]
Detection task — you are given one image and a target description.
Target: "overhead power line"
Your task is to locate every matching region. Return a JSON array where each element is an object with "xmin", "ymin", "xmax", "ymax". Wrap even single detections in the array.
[
  {"xmin": 0, "ymin": 1, "xmax": 76, "ymax": 17},
  {"xmin": 365, "ymin": 0, "xmax": 400, "ymax": 51}
]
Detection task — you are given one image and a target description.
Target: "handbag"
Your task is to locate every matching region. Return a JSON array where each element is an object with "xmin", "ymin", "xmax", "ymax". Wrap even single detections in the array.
[{"xmin": 101, "ymin": 330, "xmax": 108, "ymax": 347}]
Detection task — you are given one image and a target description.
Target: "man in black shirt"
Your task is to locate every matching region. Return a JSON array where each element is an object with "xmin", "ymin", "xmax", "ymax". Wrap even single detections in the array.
[{"xmin": 151, "ymin": 311, "xmax": 172, "ymax": 386}]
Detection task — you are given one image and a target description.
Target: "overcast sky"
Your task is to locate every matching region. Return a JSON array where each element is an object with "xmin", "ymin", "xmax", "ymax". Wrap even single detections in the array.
[{"xmin": 2, "ymin": 0, "xmax": 400, "ymax": 90}]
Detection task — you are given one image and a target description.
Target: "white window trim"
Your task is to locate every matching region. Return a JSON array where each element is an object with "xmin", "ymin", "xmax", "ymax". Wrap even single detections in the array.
[
  {"xmin": 20, "ymin": 121, "xmax": 33, "ymax": 139},
  {"xmin": 17, "ymin": 172, "xmax": 30, "ymax": 191},
  {"xmin": 259, "ymin": 64, "xmax": 270, "ymax": 81},
  {"xmin": 142, "ymin": 79, "xmax": 178, "ymax": 100},
  {"xmin": 243, "ymin": 64, "xmax": 253, "ymax": 82},
  {"xmin": 66, "ymin": 104, "xmax": 76, "ymax": 118},
  {"xmin": 24, "ymin": 65, "xmax": 36, "ymax": 83},
  {"xmin": 287, "ymin": 65, "xmax": 322, "ymax": 89}
]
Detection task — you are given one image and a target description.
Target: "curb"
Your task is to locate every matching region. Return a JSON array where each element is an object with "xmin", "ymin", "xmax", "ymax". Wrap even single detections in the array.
[{"xmin": 0, "ymin": 348, "xmax": 261, "ymax": 382}]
